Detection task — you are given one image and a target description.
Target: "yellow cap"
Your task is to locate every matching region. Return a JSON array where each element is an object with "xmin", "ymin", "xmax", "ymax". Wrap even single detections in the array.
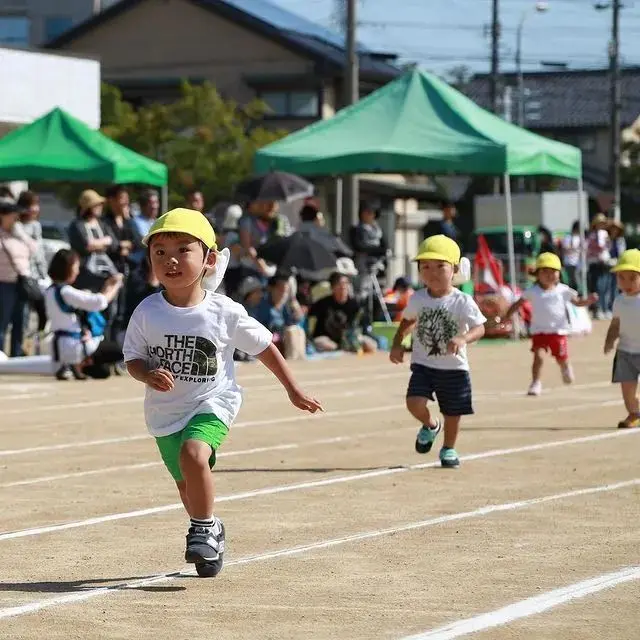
[
  {"xmin": 535, "ymin": 252, "xmax": 562, "ymax": 271},
  {"xmin": 144, "ymin": 208, "xmax": 217, "ymax": 249},
  {"xmin": 611, "ymin": 248, "xmax": 640, "ymax": 273},
  {"xmin": 414, "ymin": 234, "xmax": 461, "ymax": 265}
]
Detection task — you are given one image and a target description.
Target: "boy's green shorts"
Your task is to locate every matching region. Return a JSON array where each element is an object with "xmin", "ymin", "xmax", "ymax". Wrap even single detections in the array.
[{"xmin": 155, "ymin": 413, "xmax": 229, "ymax": 482}]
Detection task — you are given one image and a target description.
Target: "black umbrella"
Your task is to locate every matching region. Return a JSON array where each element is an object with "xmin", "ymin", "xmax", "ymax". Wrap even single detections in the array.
[
  {"xmin": 235, "ymin": 171, "xmax": 314, "ymax": 203},
  {"xmin": 300, "ymin": 227, "xmax": 353, "ymax": 258},
  {"xmin": 257, "ymin": 232, "xmax": 337, "ymax": 280}
]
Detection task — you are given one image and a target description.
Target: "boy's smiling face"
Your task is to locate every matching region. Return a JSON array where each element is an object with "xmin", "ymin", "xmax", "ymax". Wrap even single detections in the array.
[
  {"xmin": 616, "ymin": 270, "xmax": 640, "ymax": 296},
  {"xmin": 149, "ymin": 232, "xmax": 216, "ymax": 290},
  {"xmin": 418, "ymin": 259, "xmax": 454, "ymax": 295}
]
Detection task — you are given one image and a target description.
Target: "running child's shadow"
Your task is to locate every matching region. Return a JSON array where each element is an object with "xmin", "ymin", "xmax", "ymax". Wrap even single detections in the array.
[{"xmin": 0, "ymin": 576, "xmax": 185, "ymax": 594}]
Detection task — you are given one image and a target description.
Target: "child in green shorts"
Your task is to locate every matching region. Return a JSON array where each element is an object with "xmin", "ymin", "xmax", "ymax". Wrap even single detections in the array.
[{"xmin": 123, "ymin": 208, "xmax": 322, "ymax": 577}]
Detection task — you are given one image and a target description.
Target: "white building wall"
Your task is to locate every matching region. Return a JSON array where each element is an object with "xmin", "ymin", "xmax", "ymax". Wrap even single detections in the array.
[{"xmin": 0, "ymin": 46, "xmax": 100, "ymax": 128}]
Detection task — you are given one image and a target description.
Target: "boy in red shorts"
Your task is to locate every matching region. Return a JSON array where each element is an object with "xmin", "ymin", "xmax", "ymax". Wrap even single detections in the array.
[{"xmin": 506, "ymin": 253, "xmax": 596, "ymax": 396}]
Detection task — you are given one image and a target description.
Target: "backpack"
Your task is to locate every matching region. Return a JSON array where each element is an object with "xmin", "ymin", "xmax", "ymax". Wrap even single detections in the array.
[{"xmin": 53, "ymin": 285, "xmax": 107, "ymax": 338}]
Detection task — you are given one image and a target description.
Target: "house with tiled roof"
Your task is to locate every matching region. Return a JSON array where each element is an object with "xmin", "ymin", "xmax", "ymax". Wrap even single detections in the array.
[
  {"xmin": 45, "ymin": 0, "xmax": 401, "ymax": 132},
  {"xmin": 465, "ymin": 67, "xmax": 640, "ymax": 203}
]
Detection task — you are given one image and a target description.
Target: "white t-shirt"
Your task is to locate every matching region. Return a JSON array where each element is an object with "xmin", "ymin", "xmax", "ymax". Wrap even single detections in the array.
[
  {"xmin": 561, "ymin": 234, "xmax": 582, "ymax": 267},
  {"xmin": 403, "ymin": 288, "xmax": 486, "ymax": 371},
  {"xmin": 45, "ymin": 285, "xmax": 108, "ymax": 364},
  {"xmin": 123, "ymin": 290, "xmax": 272, "ymax": 437},
  {"xmin": 521, "ymin": 283, "xmax": 577, "ymax": 335},
  {"xmin": 613, "ymin": 293, "xmax": 640, "ymax": 354}
]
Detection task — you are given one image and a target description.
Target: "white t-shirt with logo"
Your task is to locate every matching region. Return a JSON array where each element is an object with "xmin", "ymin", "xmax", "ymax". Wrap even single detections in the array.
[
  {"xmin": 123, "ymin": 290, "xmax": 272, "ymax": 437},
  {"xmin": 613, "ymin": 293, "xmax": 640, "ymax": 354},
  {"xmin": 403, "ymin": 288, "xmax": 486, "ymax": 371},
  {"xmin": 521, "ymin": 283, "xmax": 577, "ymax": 335}
]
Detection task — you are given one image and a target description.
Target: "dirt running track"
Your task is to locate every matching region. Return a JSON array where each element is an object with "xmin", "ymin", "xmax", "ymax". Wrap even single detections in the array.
[{"xmin": 0, "ymin": 322, "xmax": 637, "ymax": 639}]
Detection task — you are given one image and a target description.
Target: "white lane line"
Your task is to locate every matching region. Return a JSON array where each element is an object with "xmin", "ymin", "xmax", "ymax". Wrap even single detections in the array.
[
  {"xmin": 0, "ymin": 371, "xmax": 406, "ymax": 416},
  {"xmin": 0, "ymin": 434, "xmax": 358, "ymax": 488},
  {"xmin": 0, "ymin": 426, "xmax": 636, "ymax": 542},
  {"xmin": 0, "ymin": 395, "xmax": 622, "ymax": 487},
  {"xmin": 402, "ymin": 565, "xmax": 640, "ymax": 640},
  {"xmin": 0, "ymin": 478, "xmax": 636, "ymax": 621},
  {"xmin": 0, "ymin": 380, "xmax": 620, "ymax": 458}
]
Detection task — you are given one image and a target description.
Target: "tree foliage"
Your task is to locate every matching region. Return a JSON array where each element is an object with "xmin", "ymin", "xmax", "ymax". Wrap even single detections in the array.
[
  {"xmin": 101, "ymin": 81, "xmax": 288, "ymax": 207},
  {"xmin": 47, "ymin": 82, "xmax": 287, "ymax": 209}
]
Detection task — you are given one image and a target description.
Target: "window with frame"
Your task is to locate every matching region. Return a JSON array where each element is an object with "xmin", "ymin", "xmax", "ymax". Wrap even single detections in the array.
[
  {"xmin": 0, "ymin": 15, "xmax": 30, "ymax": 46},
  {"xmin": 44, "ymin": 15, "xmax": 74, "ymax": 42},
  {"xmin": 259, "ymin": 90, "xmax": 319, "ymax": 118}
]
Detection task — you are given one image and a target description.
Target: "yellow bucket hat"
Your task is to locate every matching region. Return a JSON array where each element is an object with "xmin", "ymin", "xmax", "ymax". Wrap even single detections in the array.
[
  {"xmin": 535, "ymin": 252, "xmax": 562, "ymax": 271},
  {"xmin": 144, "ymin": 208, "xmax": 217, "ymax": 249},
  {"xmin": 414, "ymin": 234, "xmax": 461, "ymax": 265},
  {"xmin": 611, "ymin": 248, "xmax": 640, "ymax": 273}
]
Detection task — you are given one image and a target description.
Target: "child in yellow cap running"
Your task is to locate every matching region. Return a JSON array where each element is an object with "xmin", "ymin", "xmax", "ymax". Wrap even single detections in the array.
[
  {"xmin": 123, "ymin": 209, "xmax": 322, "ymax": 577},
  {"xmin": 506, "ymin": 252, "xmax": 596, "ymax": 396},
  {"xmin": 390, "ymin": 235, "xmax": 486, "ymax": 468},
  {"xmin": 604, "ymin": 249, "xmax": 640, "ymax": 428}
]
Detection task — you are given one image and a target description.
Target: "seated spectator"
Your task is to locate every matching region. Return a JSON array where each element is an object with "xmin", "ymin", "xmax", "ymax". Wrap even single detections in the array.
[
  {"xmin": 238, "ymin": 276, "xmax": 265, "ymax": 309},
  {"xmin": 384, "ymin": 277, "xmax": 415, "ymax": 322},
  {"xmin": 308, "ymin": 272, "xmax": 377, "ymax": 354},
  {"xmin": 247, "ymin": 273, "xmax": 306, "ymax": 359},
  {"xmin": 45, "ymin": 249, "xmax": 124, "ymax": 380}
]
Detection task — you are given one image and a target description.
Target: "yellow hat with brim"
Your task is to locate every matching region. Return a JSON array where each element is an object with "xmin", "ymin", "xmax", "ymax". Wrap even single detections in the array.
[
  {"xmin": 414, "ymin": 234, "xmax": 461, "ymax": 265},
  {"xmin": 78, "ymin": 189, "xmax": 105, "ymax": 212},
  {"xmin": 535, "ymin": 252, "xmax": 562, "ymax": 272},
  {"xmin": 611, "ymin": 248, "xmax": 640, "ymax": 273},
  {"xmin": 144, "ymin": 208, "xmax": 217, "ymax": 249}
]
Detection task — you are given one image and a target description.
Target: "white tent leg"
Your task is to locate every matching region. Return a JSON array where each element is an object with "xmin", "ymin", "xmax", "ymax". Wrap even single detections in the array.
[
  {"xmin": 335, "ymin": 177, "xmax": 343, "ymax": 236},
  {"xmin": 577, "ymin": 174, "xmax": 588, "ymax": 297},
  {"xmin": 503, "ymin": 174, "xmax": 519, "ymax": 340},
  {"xmin": 161, "ymin": 183, "xmax": 169, "ymax": 214}
]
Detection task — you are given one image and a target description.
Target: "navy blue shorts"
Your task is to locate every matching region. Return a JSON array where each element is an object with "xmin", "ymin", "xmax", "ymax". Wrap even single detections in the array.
[{"xmin": 406, "ymin": 364, "xmax": 473, "ymax": 416}]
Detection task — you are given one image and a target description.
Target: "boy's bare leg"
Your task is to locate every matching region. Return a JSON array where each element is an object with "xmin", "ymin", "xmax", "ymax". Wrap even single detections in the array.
[
  {"xmin": 179, "ymin": 439, "xmax": 215, "ymax": 520},
  {"xmin": 621, "ymin": 381, "xmax": 640, "ymax": 418},
  {"xmin": 532, "ymin": 351, "xmax": 543, "ymax": 382},
  {"xmin": 176, "ymin": 481, "xmax": 190, "ymax": 514},
  {"xmin": 442, "ymin": 415, "xmax": 460, "ymax": 449},
  {"xmin": 406, "ymin": 396, "xmax": 436, "ymax": 426}
]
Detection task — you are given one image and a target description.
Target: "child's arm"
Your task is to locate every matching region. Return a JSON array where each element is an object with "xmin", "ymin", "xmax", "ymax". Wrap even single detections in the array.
[
  {"xmin": 390, "ymin": 318, "xmax": 416, "ymax": 364},
  {"xmin": 571, "ymin": 293, "xmax": 598, "ymax": 307},
  {"xmin": 126, "ymin": 359, "xmax": 174, "ymax": 392},
  {"xmin": 505, "ymin": 298, "xmax": 525, "ymax": 318},
  {"xmin": 604, "ymin": 317, "xmax": 620, "ymax": 354},
  {"xmin": 447, "ymin": 324, "xmax": 486, "ymax": 355},
  {"xmin": 258, "ymin": 343, "xmax": 323, "ymax": 413}
]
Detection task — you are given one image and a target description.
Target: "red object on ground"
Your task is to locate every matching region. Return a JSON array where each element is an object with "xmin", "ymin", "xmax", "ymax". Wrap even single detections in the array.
[{"xmin": 530, "ymin": 334, "xmax": 568, "ymax": 361}]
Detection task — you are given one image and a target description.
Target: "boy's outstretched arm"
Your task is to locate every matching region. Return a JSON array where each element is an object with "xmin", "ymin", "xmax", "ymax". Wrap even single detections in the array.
[
  {"xmin": 390, "ymin": 318, "xmax": 416, "ymax": 364},
  {"xmin": 258, "ymin": 343, "xmax": 323, "ymax": 413},
  {"xmin": 572, "ymin": 293, "xmax": 598, "ymax": 307},
  {"xmin": 604, "ymin": 317, "xmax": 620, "ymax": 354}
]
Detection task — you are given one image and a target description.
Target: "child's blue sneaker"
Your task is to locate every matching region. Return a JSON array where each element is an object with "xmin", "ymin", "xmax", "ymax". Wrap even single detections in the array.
[
  {"xmin": 414, "ymin": 418, "xmax": 442, "ymax": 454},
  {"xmin": 439, "ymin": 446, "xmax": 460, "ymax": 468}
]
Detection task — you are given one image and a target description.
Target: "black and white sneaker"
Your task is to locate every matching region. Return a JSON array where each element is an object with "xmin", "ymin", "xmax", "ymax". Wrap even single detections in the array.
[{"xmin": 185, "ymin": 518, "xmax": 225, "ymax": 577}]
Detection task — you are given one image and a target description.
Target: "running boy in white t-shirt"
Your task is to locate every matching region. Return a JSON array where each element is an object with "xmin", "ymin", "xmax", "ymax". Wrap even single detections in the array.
[
  {"xmin": 506, "ymin": 252, "xmax": 596, "ymax": 396},
  {"xmin": 604, "ymin": 249, "xmax": 640, "ymax": 428},
  {"xmin": 389, "ymin": 235, "xmax": 486, "ymax": 468},
  {"xmin": 123, "ymin": 209, "xmax": 322, "ymax": 577}
]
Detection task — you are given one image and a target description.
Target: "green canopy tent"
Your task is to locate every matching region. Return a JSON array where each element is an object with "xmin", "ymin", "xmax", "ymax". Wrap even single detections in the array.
[
  {"xmin": 0, "ymin": 107, "xmax": 168, "ymax": 207},
  {"xmin": 255, "ymin": 68, "xmax": 587, "ymax": 298}
]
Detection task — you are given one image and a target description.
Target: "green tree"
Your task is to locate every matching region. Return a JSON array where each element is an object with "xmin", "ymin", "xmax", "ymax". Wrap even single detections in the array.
[
  {"xmin": 47, "ymin": 82, "xmax": 287, "ymax": 209},
  {"xmin": 101, "ymin": 81, "xmax": 288, "ymax": 208}
]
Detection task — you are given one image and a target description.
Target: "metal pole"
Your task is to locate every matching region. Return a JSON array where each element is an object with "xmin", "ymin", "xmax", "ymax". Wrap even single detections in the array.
[
  {"xmin": 577, "ymin": 173, "xmax": 588, "ymax": 297},
  {"xmin": 343, "ymin": 0, "xmax": 359, "ymax": 229},
  {"xmin": 610, "ymin": 0, "xmax": 622, "ymax": 222},
  {"xmin": 335, "ymin": 177, "xmax": 343, "ymax": 236},
  {"xmin": 503, "ymin": 173, "xmax": 519, "ymax": 340},
  {"xmin": 161, "ymin": 183, "xmax": 169, "ymax": 215},
  {"xmin": 490, "ymin": 0, "xmax": 500, "ymax": 114},
  {"xmin": 503, "ymin": 85, "xmax": 513, "ymax": 123},
  {"xmin": 516, "ymin": 19, "xmax": 524, "ymax": 127}
]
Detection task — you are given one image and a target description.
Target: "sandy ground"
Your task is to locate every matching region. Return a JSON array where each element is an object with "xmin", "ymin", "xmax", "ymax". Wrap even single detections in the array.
[{"xmin": 0, "ymin": 322, "xmax": 637, "ymax": 639}]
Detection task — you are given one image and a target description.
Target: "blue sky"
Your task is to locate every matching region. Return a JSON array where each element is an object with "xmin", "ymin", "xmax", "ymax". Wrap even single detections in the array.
[{"xmin": 271, "ymin": 0, "xmax": 640, "ymax": 75}]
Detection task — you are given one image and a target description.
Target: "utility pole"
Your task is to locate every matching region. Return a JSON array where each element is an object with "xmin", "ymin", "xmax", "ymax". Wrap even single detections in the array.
[
  {"xmin": 490, "ymin": 0, "xmax": 500, "ymax": 113},
  {"xmin": 344, "ymin": 0, "xmax": 359, "ymax": 229},
  {"xmin": 610, "ymin": 0, "xmax": 622, "ymax": 222}
]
